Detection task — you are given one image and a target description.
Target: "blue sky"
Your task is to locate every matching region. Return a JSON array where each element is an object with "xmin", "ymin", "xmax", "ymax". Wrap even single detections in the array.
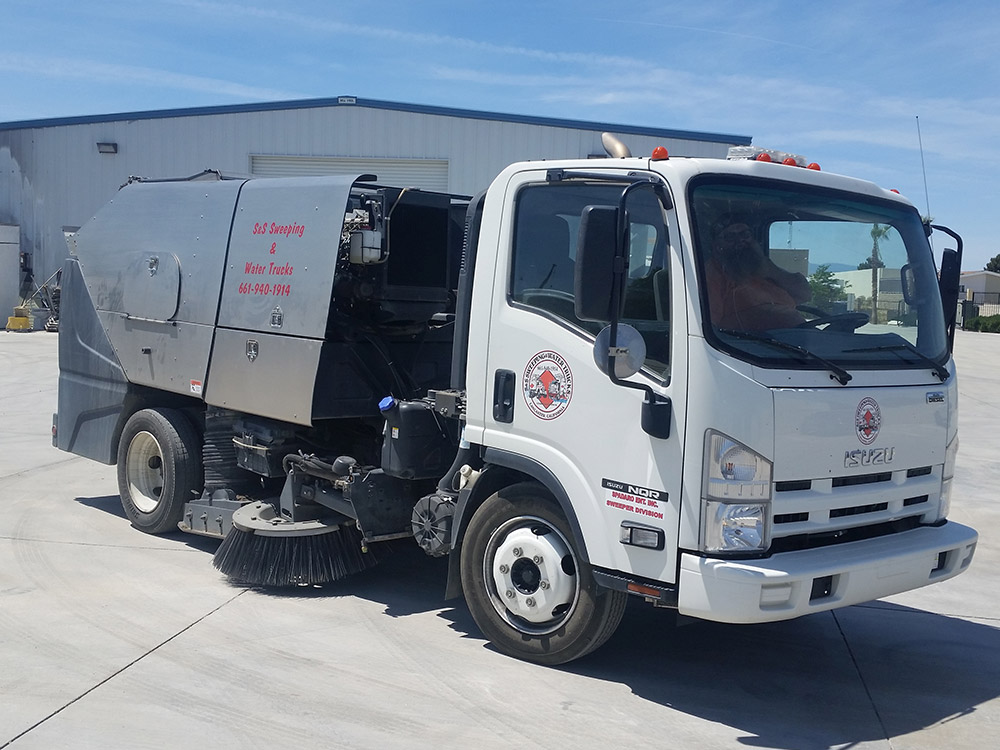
[{"xmin": 3, "ymin": 0, "xmax": 998, "ymax": 271}]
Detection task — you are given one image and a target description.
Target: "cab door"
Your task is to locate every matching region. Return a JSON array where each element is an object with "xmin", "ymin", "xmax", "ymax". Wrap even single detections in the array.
[{"xmin": 477, "ymin": 168, "xmax": 688, "ymax": 584}]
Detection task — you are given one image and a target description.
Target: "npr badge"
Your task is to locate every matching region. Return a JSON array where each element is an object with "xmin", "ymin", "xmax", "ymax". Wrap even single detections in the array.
[
  {"xmin": 523, "ymin": 350, "xmax": 573, "ymax": 420},
  {"xmin": 855, "ymin": 397, "xmax": 881, "ymax": 445}
]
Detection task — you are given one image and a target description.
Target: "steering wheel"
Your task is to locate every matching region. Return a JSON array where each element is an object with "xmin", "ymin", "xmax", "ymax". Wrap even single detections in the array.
[
  {"xmin": 520, "ymin": 288, "xmax": 578, "ymax": 318},
  {"xmin": 522, "ymin": 288, "xmax": 575, "ymax": 303},
  {"xmin": 798, "ymin": 311, "xmax": 870, "ymax": 332}
]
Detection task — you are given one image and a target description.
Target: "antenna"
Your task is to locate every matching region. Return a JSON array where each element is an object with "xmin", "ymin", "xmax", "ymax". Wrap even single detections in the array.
[{"xmin": 915, "ymin": 116, "xmax": 934, "ymax": 248}]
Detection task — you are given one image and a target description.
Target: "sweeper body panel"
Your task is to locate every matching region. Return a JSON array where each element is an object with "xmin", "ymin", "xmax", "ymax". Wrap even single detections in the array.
[
  {"xmin": 54, "ymin": 143, "xmax": 977, "ymax": 665},
  {"xmin": 57, "ymin": 172, "xmax": 463, "ymax": 542}
]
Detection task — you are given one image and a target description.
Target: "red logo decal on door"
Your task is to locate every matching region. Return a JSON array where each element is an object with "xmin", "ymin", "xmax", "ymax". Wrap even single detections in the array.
[{"xmin": 523, "ymin": 350, "xmax": 573, "ymax": 420}]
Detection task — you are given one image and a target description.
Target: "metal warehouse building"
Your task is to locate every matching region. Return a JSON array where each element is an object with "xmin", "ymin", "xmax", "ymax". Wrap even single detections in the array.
[{"xmin": 0, "ymin": 96, "xmax": 750, "ymax": 313}]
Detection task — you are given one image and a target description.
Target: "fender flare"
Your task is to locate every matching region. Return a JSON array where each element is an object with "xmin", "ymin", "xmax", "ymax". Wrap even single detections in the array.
[{"xmin": 447, "ymin": 446, "xmax": 590, "ymax": 597}]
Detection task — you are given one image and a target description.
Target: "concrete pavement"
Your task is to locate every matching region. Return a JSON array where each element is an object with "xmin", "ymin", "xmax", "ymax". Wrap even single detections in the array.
[{"xmin": 1, "ymin": 329, "xmax": 997, "ymax": 749}]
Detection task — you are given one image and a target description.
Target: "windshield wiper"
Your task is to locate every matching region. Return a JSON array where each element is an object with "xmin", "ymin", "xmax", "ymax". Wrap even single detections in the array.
[
  {"xmin": 718, "ymin": 329, "xmax": 853, "ymax": 385},
  {"xmin": 844, "ymin": 342, "xmax": 950, "ymax": 381}
]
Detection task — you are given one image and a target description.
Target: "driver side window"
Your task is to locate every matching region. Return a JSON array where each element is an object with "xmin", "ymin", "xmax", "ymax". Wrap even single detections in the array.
[{"xmin": 509, "ymin": 182, "xmax": 671, "ymax": 377}]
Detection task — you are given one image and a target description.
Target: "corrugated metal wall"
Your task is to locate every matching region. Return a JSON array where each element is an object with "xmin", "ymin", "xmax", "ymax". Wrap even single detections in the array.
[
  {"xmin": 0, "ymin": 102, "xmax": 745, "ymax": 282},
  {"xmin": 250, "ymin": 155, "xmax": 450, "ymax": 192}
]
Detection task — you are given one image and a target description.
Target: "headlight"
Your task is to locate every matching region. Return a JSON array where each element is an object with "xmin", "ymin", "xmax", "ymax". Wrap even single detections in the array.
[
  {"xmin": 701, "ymin": 431, "xmax": 772, "ymax": 553},
  {"xmin": 937, "ymin": 434, "xmax": 959, "ymax": 521}
]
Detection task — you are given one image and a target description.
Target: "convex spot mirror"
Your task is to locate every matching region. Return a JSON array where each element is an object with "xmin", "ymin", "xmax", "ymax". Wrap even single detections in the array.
[{"xmin": 593, "ymin": 324, "xmax": 647, "ymax": 378}]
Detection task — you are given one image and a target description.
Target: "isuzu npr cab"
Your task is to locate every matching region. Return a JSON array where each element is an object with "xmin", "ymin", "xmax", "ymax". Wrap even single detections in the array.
[{"xmin": 54, "ymin": 141, "xmax": 977, "ymax": 664}]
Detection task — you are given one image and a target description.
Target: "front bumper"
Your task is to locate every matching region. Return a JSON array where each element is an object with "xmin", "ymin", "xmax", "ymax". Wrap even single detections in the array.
[{"xmin": 678, "ymin": 521, "xmax": 977, "ymax": 623}]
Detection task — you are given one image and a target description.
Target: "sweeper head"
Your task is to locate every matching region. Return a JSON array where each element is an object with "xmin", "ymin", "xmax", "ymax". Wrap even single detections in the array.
[{"xmin": 213, "ymin": 501, "xmax": 377, "ymax": 586}]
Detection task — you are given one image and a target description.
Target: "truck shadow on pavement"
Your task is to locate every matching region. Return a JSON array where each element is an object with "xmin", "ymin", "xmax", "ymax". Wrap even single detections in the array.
[
  {"xmin": 336, "ymin": 545, "xmax": 999, "ymax": 748},
  {"xmin": 74, "ymin": 494, "xmax": 126, "ymax": 517},
  {"xmin": 74, "ymin": 494, "xmax": 227, "ymax": 554},
  {"xmin": 73, "ymin": 495, "xmax": 999, "ymax": 746},
  {"xmin": 560, "ymin": 598, "xmax": 1000, "ymax": 749},
  {"xmin": 255, "ymin": 540, "xmax": 1000, "ymax": 748}
]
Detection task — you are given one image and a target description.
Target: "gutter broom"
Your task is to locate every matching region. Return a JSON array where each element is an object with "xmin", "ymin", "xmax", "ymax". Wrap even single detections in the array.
[{"xmin": 213, "ymin": 500, "xmax": 377, "ymax": 586}]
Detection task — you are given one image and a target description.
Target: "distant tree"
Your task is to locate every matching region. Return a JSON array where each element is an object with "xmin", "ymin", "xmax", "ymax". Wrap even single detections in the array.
[
  {"xmin": 867, "ymin": 224, "xmax": 891, "ymax": 323},
  {"xmin": 986, "ymin": 253, "xmax": 1000, "ymax": 273},
  {"xmin": 808, "ymin": 264, "xmax": 849, "ymax": 311}
]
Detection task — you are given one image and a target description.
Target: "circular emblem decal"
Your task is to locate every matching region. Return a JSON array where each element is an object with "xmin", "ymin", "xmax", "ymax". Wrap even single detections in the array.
[
  {"xmin": 523, "ymin": 350, "xmax": 573, "ymax": 420},
  {"xmin": 855, "ymin": 397, "xmax": 881, "ymax": 445}
]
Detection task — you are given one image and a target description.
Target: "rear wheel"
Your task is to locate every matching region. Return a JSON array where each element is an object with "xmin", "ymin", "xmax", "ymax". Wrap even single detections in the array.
[
  {"xmin": 117, "ymin": 408, "xmax": 202, "ymax": 534},
  {"xmin": 460, "ymin": 483, "xmax": 627, "ymax": 665}
]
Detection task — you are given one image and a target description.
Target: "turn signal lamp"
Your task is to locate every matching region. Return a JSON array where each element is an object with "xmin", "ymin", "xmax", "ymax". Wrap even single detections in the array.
[
  {"xmin": 651, "ymin": 146, "xmax": 669, "ymax": 160},
  {"xmin": 627, "ymin": 582, "xmax": 663, "ymax": 598}
]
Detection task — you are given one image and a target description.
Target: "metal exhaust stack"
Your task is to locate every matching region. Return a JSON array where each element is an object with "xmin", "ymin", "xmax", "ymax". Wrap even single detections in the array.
[{"xmin": 602, "ymin": 132, "xmax": 632, "ymax": 158}]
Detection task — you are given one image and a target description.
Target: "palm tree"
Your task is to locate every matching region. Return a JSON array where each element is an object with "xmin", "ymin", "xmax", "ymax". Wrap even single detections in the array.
[{"xmin": 868, "ymin": 224, "xmax": 890, "ymax": 323}]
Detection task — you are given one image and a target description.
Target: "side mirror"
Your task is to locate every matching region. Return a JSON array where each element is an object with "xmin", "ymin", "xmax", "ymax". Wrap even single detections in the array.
[
  {"xmin": 900, "ymin": 263, "xmax": 918, "ymax": 306},
  {"xmin": 576, "ymin": 186, "xmax": 672, "ymax": 440},
  {"xmin": 930, "ymin": 224, "xmax": 963, "ymax": 352},
  {"xmin": 939, "ymin": 248, "xmax": 961, "ymax": 349},
  {"xmin": 574, "ymin": 205, "xmax": 624, "ymax": 322}
]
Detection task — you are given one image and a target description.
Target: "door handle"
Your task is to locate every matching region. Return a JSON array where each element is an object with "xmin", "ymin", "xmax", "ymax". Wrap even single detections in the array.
[{"xmin": 493, "ymin": 369, "xmax": 515, "ymax": 423}]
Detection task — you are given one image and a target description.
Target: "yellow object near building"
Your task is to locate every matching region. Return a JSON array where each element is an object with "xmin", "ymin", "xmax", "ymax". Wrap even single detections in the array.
[{"xmin": 6, "ymin": 315, "xmax": 33, "ymax": 330}]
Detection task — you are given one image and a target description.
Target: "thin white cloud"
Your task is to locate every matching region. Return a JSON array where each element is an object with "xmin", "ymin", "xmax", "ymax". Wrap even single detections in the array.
[
  {"xmin": 0, "ymin": 52, "xmax": 299, "ymax": 102},
  {"xmin": 591, "ymin": 16, "xmax": 817, "ymax": 52},
  {"xmin": 166, "ymin": 0, "xmax": 646, "ymax": 68},
  {"xmin": 428, "ymin": 65, "xmax": 600, "ymax": 90}
]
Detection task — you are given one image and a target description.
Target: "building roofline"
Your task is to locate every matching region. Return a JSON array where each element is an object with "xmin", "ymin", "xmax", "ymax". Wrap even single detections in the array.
[{"xmin": 0, "ymin": 96, "xmax": 752, "ymax": 146}]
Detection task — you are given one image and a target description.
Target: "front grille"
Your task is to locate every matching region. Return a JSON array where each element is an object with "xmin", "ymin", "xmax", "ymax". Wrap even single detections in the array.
[
  {"xmin": 770, "ymin": 516, "xmax": 923, "ymax": 553},
  {"xmin": 776, "ymin": 479, "xmax": 812, "ymax": 493},
  {"xmin": 830, "ymin": 501, "xmax": 888, "ymax": 518},
  {"xmin": 774, "ymin": 511, "xmax": 809, "ymax": 524},
  {"xmin": 832, "ymin": 472, "xmax": 892, "ymax": 488},
  {"xmin": 769, "ymin": 464, "xmax": 941, "ymax": 552}
]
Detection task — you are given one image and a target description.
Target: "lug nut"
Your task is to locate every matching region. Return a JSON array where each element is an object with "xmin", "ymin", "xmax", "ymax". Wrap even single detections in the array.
[
  {"xmin": 540, "ymin": 580, "xmax": 550, "ymax": 590},
  {"xmin": 526, "ymin": 597, "xmax": 536, "ymax": 607},
  {"xmin": 512, "ymin": 547, "xmax": 522, "ymax": 557},
  {"xmin": 533, "ymin": 555, "xmax": 543, "ymax": 564},
  {"xmin": 499, "ymin": 564, "xmax": 509, "ymax": 574},
  {"xmin": 505, "ymin": 589, "xmax": 515, "ymax": 599}
]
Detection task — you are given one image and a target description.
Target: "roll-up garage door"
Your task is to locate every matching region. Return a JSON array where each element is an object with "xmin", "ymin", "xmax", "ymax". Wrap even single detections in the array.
[{"xmin": 251, "ymin": 155, "xmax": 449, "ymax": 192}]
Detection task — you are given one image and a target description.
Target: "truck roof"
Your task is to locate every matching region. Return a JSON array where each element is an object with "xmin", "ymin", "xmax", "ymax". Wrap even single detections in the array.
[{"xmin": 496, "ymin": 155, "xmax": 915, "ymax": 208}]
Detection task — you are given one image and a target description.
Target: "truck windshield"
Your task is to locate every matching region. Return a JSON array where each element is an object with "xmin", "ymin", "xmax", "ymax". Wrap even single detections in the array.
[{"xmin": 690, "ymin": 177, "xmax": 948, "ymax": 373}]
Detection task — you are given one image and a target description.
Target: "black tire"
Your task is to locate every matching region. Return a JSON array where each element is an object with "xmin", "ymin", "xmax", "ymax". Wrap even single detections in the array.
[
  {"xmin": 460, "ymin": 483, "xmax": 627, "ymax": 665},
  {"xmin": 116, "ymin": 408, "xmax": 202, "ymax": 534}
]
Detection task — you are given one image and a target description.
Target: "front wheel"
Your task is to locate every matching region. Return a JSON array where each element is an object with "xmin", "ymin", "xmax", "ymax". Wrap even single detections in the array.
[
  {"xmin": 460, "ymin": 483, "xmax": 627, "ymax": 665},
  {"xmin": 117, "ymin": 408, "xmax": 202, "ymax": 534}
]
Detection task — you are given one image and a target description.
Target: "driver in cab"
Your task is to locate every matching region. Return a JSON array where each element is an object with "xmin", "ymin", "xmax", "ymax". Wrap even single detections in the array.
[{"xmin": 705, "ymin": 216, "xmax": 811, "ymax": 332}]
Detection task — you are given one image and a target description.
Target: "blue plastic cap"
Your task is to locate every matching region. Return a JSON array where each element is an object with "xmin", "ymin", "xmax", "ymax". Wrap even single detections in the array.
[{"xmin": 378, "ymin": 396, "xmax": 397, "ymax": 412}]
